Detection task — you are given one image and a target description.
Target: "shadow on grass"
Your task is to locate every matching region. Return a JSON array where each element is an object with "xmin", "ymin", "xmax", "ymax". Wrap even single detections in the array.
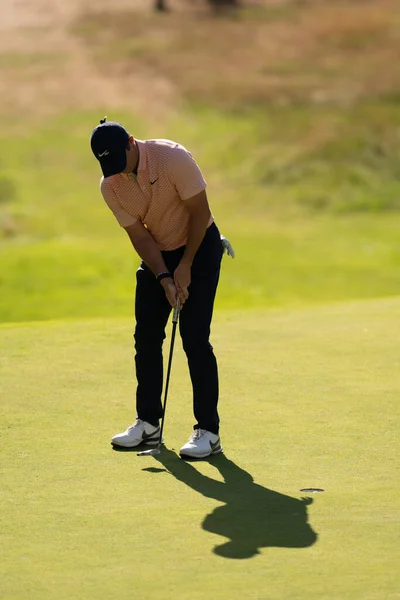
[{"xmin": 146, "ymin": 447, "xmax": 318, "ymax": 559}]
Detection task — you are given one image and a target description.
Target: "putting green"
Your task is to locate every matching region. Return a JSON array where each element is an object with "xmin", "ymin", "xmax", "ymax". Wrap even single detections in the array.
[{"xmin": 1, "ymin": 299, "xmax": 399, "ymax": 599}]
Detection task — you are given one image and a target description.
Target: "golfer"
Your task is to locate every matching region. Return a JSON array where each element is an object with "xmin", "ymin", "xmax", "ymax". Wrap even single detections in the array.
[{"xmin": 90, "ymin": 118, "xmax": 234, "ymax": 458}]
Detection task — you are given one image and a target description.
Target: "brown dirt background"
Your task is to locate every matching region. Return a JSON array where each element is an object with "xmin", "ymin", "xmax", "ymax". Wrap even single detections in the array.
[{"xmin": 0, "ymin": 0, "xmax": 399, "ymax": 116}]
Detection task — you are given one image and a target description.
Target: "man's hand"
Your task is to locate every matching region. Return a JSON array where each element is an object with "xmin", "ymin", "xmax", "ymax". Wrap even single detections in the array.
[
  {"xmin": 173, "ymin": 262, "xmax": 191, "ymax": 305},
  {"xmin": 160, "ymin": 277, "xmax": 178, "ymax": 308}
]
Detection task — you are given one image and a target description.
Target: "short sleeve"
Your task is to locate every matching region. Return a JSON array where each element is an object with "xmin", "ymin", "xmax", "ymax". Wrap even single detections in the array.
[
  {"xmin": 166, "ymin": 145, "xmax": 207, "ymax": 200},
  {"xmin": 100, "ymin": 177, "xmax": 138, "ymax": 228}
]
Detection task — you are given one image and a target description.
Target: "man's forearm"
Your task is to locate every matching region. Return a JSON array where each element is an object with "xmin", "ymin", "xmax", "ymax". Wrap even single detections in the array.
[
  {"xmin": 181, "ymin": 210, "xmax": 210, "ymax": 266},
  {"xmin": 129, "ymin": 230, "xmax": 168, "ymax": 276}
]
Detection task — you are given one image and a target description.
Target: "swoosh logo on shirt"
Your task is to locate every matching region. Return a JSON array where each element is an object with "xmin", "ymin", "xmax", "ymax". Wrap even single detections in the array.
[{"xmin": 150, "ymin": 178, "xmax": 159, "ymax": 185}]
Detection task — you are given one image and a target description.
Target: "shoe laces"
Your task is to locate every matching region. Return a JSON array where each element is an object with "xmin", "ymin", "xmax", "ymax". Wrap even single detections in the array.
[
  {"xmin": 128, "ymin": 419, "xmax": 143, "ymax": 432},
  {"xmin": 190, "ymin": 429, "xmax": 206, "ymax": 441}
]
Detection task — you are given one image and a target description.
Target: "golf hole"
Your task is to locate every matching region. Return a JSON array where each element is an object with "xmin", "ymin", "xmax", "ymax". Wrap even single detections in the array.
[{"xmin": 300, "ymin": 488, "xmax": 324, "ymax": 493}]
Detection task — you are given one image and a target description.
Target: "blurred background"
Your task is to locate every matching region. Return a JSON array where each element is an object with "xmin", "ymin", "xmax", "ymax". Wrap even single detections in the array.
[{"xmin": 1, "ymin": 0, "xmax": 399, "ymax": 322}]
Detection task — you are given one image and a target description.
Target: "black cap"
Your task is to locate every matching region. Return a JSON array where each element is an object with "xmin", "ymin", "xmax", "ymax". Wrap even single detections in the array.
[{"xmin": 90, "ymin": 118, "xmax": 130, "ymax": 177}]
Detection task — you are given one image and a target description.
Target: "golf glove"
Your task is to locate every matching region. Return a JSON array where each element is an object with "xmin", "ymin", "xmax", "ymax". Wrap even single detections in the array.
[{"xmin": 221, "ymin": 235, "xmax": 235, "ymax": 258}]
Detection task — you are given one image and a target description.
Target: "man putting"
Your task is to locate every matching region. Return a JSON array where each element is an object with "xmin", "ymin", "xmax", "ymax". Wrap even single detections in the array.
[{"xmin": 90, "ymin": 118, "xmax": 234, "ymax": 459}]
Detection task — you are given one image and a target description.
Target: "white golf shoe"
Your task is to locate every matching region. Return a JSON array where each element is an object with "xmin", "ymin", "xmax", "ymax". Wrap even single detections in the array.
[
  {"xmin": 179, "ymin": 429, "xmax": 223, "ymax": 459},
  {"xmin": 111, "ymin": 419, "xmax": 160, "ymax": 448}
]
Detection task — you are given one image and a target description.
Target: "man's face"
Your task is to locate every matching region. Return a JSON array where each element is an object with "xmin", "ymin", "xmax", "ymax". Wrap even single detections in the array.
[{"xmin": 123, "ymin": 137, "xmax": 137, "ymax": 173}]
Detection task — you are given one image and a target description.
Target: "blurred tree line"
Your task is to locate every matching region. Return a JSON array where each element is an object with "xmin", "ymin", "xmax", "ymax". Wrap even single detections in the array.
[{"xmin": 154, "ymin": 0, "xmax": 239, "ymax": 12}]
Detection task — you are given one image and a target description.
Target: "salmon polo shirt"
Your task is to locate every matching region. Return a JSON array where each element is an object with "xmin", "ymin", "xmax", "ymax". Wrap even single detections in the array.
[{"xmin": 100, "ymin": 139, "xmax": 213, "ymax": 251}]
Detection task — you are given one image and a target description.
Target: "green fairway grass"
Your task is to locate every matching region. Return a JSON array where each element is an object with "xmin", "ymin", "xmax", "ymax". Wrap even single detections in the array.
[
  {"xmin": 1, "ymin": 299, "xmax": 399, "ymax": 599},
  {"xmin": 2, "ymin": 212, "xmax": 400, "ymax": 322}
]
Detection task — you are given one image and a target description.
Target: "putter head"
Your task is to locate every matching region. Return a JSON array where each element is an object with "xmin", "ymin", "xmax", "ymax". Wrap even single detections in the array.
[{"xmin": 137, "ymin": 447, "xmax": 161, "ymax": 457}]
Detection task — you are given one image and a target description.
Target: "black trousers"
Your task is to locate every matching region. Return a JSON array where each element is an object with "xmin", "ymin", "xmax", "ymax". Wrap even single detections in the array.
[{"xmin": 134, "ymin": 223, "xmax": 223, "ymax": 435}]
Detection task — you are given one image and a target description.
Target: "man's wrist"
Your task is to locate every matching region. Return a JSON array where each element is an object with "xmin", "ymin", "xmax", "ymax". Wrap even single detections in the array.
[
  {"xmin": 156, "ymin": 271, "xmax": 173, "ymax": 283},
  {"xmin": 180, "ymin": 257, "xmax": 193, "ymax": 267}
]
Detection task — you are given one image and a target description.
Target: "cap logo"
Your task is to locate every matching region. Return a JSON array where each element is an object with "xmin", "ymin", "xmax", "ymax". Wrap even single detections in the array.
[{"xmin": 98, "ymin": 150, "xmax": 110, "ymax": 158}]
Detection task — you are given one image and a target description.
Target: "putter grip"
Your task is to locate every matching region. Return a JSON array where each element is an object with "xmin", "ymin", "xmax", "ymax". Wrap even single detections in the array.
[{"xmin": 172, "ymin": 301, "xmax": 180, "ymax": 323}]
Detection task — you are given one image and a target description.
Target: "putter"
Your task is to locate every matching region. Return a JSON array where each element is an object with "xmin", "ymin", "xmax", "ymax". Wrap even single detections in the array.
[{"xmin": 138, "ymin": 300, "xmax": 180, "ymax": 457}]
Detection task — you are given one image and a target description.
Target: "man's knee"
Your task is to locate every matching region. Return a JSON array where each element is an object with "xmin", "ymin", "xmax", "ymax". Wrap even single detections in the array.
[
  {"xmin": 181, "ymin": 334, "xmax": 213, "ymax": 357},
  {"xmin": 134, "ymin": 326, "xmax": 166, "ymax": 352}
]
